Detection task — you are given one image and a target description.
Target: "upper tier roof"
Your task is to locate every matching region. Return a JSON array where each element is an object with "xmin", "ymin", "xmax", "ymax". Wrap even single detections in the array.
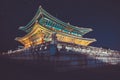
[{"xmin": 19, "ymin": 6, "xmax": 93, "ymax": 36}]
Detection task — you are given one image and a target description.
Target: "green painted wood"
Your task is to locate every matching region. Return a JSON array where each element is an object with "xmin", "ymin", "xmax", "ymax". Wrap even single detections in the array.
[{"xmin": 19, "ymin": 7, "xmax": 92, "ymax": 36}]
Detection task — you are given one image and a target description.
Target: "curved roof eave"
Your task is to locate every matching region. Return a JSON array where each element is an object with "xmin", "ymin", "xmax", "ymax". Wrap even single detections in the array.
[
  {"xmin": 19, "ymin": 7, "xmax": 41, "ymax": 32},
  {"xmin": 19, "ymin": 6, "xmax": 93, "ymax": 35}
]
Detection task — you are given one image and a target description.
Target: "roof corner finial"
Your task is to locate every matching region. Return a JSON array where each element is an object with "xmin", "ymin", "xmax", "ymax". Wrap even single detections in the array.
[
  {"xmin": 67, "ymin": 22, "xmax": 70, "ymax": 25},
  {"xmin": 35, "ymin": 20, "xmax": 38, "ymax": 23}
]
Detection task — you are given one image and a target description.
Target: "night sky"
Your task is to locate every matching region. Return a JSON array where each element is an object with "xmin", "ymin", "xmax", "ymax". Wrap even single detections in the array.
[{"xmin": 0, "ymin": 0, "xmax": 120, "ymax": 52}]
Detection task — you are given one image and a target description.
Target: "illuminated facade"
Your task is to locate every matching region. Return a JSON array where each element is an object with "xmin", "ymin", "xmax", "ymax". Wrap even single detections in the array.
[
  {"xmin": 15, "ymin": 6, "xmax": 96, "ymax": 48},
  {"xmin": 4, "ymin": 6, "xmax": 120, "ymax": 67}
]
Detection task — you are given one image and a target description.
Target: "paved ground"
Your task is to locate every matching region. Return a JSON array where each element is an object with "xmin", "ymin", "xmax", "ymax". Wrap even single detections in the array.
[{"xmin": 0, "ymin": 56, "xmax": 120, "ymax": 80}]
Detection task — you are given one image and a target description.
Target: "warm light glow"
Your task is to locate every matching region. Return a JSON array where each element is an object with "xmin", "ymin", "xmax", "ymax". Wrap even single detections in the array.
[
  {"xmin": 56, "ymin": 34, "xmax": 93, "ymax": 46},
  {"xmin": 16, "ymin": 23, "xmax": 95, "ymax": 48}
]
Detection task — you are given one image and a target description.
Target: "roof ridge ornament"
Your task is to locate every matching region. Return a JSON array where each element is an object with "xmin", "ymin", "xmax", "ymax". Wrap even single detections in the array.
[
  {"xmin": 39, "ymin": 5, "xmax": 42, "ymax": 9},
  {"xmin": 39, "ymin": 5, "xmax": 43, "ymax": 15}
]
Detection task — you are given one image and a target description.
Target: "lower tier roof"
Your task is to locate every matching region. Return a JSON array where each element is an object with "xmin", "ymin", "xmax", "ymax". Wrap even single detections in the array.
[{"xmin": 16, "ymin": 23, "xmax": 96, "ymax": 48}]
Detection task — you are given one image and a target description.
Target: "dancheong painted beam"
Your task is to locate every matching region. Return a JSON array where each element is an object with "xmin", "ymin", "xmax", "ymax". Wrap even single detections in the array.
[{"xmin": 15, "ymin": 6, "xmax": 96, "ymax": 48}]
